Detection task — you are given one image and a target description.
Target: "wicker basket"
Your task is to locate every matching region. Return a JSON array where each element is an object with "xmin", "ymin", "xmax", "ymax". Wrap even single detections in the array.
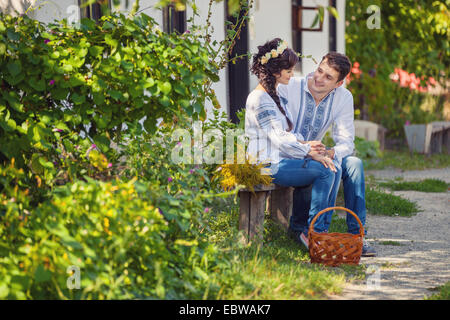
[{"xmin": 308, "ymin": 206, "xmax": 364, "ymax": 267}]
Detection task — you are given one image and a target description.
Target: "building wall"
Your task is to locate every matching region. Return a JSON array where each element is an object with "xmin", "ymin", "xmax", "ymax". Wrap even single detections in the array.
[
  {"xmin": 248, "ymin": 0, "xmax": 292, "ymax": 92},
  {"xmin": 301, "ymin": 0, "xmax": 346, "ymax": 76}
]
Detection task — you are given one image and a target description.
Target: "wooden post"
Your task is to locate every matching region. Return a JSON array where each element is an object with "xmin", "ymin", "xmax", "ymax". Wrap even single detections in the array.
[
  {"xmin": 238, "ymin": 184, "xmax": 278, "ymax": 243},
  {"xmin": 238, "ymin": 190, "xmax": 250, "ymax": 240},
  {"xmin": 269, "ymin": 187, "xmax": 293, "ymax": 230},
  {"xmin": 248, "ymin": 191, "xmax": 267, "ymax": 242}
]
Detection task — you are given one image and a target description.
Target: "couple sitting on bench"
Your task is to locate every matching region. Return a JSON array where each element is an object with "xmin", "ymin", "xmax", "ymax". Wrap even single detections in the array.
[{"xmin": 245, "ymin": 38, "xmax": 376, "ymax": 257}]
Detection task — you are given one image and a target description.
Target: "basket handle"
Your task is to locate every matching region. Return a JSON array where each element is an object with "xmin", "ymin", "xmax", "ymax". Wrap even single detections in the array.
[{"xmin": 308, "ymin": 206, "xmax": 365, "ymax": 237}]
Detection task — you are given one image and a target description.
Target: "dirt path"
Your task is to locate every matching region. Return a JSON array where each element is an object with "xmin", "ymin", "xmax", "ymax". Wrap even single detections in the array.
[{"xmin": 329, "ymin": 167, "xmax": 450, "ymax": 300}]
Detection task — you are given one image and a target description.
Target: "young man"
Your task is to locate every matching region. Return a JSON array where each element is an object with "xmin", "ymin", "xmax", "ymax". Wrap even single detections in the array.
[{"xmin": 277, "ymin": 52, "xmax": 377, "ymax": 257}]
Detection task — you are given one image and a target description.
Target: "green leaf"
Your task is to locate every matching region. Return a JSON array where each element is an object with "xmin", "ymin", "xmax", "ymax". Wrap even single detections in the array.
[
  {"xmin": 159, "ymin": 81, "xmax": 172, "ymax": 95},
  {"xmin": 80, "ymin": 18, "xmax": 96, "ymax": 30},
  {"xmin": 193, "ymin": 102, "xmax": 203, "ymax": 114},
  {"xmin": 4, "ymin": 73, "xmax": 24, "ymax": 86},
  {"xmin": 6, "ymin": 29, "xmax": 19, "ymax": 41},
  {"xmin": 121, "ymin": 60, "xmax": 134, "ymax": 71},
  {"xmin": 0, "ymin": 43, "xmax": 6, "ymax": 56},
  {"xmin": 160, "ymin": 95, "xmax": 170, "ymax": 107},
  {"xmin": 89, "ymin": 45, "xmax": 104, "ymax": 57},
  {"xmin": 327, "ymin": 6, "xmax": 339, "ymax": 20},
  {"xmin": 109, "ymin": 89, "xmax": 122, "ymax": 101},
  {"xmin": 310, "ymin": 13, "xmax": 320, "ymax": 28},
  {"xmin": 72, "ymin": 92, "xmax": 86, "ymax": 105},
  {"xmin": 92, "ymin": 134, "xmax": 110, "ymax": 152},
  {"xmin": 50, "ymin": 51, "xmax": 60, "ymax": 59},
  {"xmin": 105, "ymin": 34, "xmax": 118, "ymax": 48},
  {"xmin": 7, "ymin": 61, "xmax": 21, "ymax": 77},
  {"xmin": 143, "ymin": 78, "xmax": 155, "ymax": 88},
  {"xmin": 38, "ymin": 156, "xmax": 54, "ymax": 169},
  {"xmin": 51, "ymin": 87, "xmax": 69, "ymax": 100},
  {"xmin": 28, "ymin": 78, "xmax": 46, "ymax": 92},
  {"xmin": 102, "ymin": 21, "xmax": 115, "ymax": 30},
  {"xmin": 0, "ymin": 283, "xmax": 9, "ymax": 298},
  {"xmin": 143, "ymin": 117, "xmax": 157, "ymax": 133},
  {"xmin": 93, "ymin": 92, "xmax": 105, "ymax": 105},
  {"xmin": 34, "ymin": 265, "xmax": 52, "ymax": 283}
]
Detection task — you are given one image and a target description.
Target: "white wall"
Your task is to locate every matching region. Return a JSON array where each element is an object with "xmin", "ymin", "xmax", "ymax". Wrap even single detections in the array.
[
  {"xmin": 301, "ymin": 0, "xmax": 346, "ymax": 76},
  {"xmin": 112, "ymin": 0, "xmax": 163, "ymax": 26},
  {"xmin": 1, "ymin": 0, "xmax": 79, "ymax": 22},
  {"xmin": 185, "ymin": 1, "xmax": 228, "ymax": 120},
  {"xmin": 248, "ymin": 0, "xmax": 292, "ymax": 91},
  {"xmin": 336, "ymin": 0, "xmax": 346, "ymax": 54}
]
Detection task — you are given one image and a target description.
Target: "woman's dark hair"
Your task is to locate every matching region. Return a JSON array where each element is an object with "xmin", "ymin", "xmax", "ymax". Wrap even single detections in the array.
[{"xmin": 250, "ymin": 38, "xmax": 298, "ymax": 131}]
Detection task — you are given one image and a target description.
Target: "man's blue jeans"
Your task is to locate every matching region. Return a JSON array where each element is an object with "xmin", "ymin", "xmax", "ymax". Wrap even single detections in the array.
[
  {"xmin": 288, "ymin": 156, "xmax": 367, "ymax": 235},
  {"xmin": 270, "ymin": 158, "xmax": 342, "ymax": 233}
]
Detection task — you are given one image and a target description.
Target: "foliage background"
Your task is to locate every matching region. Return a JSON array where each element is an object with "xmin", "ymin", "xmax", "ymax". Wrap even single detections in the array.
[{"xmin": 345, "ymin": 0, "xmax": 449, "ymax": 138}]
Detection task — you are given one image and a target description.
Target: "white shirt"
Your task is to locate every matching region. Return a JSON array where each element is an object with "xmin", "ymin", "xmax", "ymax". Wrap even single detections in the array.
[
  {"xmin": 277, "ymin": 76, "xmax": 355, "ymax": 164},
  {"xmin": 245, "ymin": 89, "xmax": 311, "ymax": 164}
]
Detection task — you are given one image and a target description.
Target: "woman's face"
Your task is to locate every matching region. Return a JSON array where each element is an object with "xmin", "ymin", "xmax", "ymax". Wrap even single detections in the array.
[{"xmin": 275, "ymin": 67, "xmax": 294, "ymax": 85}]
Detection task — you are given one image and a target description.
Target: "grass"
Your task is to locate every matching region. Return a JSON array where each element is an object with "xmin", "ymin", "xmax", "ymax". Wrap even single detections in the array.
[
  {"xmin": 379, "ymin": 178, "xmax": 449, "ymax": 193},
  {"xmin": 425, "ymin": 281, "xmax": 450, "ymax": 300},
  {"xmin": 365, "ymin": 187, "xmax": 420, "ymax": 217},
  {"xmin": 364, "ymin": 149, "xmax": 450, "ymax": 170},
  {"xmin": 378, "ymin": 240, "xmax": 405, "ymax": 246},
  {"xmin": 205, "ymin": 196, "xmax": 365, "ymax": 300}
]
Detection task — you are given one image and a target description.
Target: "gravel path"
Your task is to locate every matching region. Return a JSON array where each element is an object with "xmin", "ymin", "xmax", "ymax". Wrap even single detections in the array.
[{"xmin": 329, "ymin": 167, "xmax": 450, "ymax": 300}]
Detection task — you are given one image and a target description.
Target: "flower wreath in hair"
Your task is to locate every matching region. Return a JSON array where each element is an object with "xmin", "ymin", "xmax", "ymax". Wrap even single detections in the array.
[{"xmin": 260, "ymin": 40, "xmax": 289, "ymax": 65}]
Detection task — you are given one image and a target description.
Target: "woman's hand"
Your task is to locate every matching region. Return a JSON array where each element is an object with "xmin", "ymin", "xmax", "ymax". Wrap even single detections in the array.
[
  {"xmin": 302, "ymin": 140, "xmax": 326, "ymax": 155},
  {"xmin": 308, "ymin": 150, "xmax": 337, "ymax": 172}
]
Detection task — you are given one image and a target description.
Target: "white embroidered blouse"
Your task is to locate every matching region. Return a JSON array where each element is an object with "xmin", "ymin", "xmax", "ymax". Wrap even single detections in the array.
[
  {"xmin": 244, "ymin": 89, "xmax": 311, "ymax": 164},
  {"xmin": 277, "ymin": 76, "xmax": 355, "ymax": 164}
]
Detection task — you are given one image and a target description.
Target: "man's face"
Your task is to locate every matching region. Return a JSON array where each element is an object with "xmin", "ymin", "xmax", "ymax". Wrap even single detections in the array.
[{"xmin": 310, "ymin": 58, "xmax": 344, "ymax": 94}]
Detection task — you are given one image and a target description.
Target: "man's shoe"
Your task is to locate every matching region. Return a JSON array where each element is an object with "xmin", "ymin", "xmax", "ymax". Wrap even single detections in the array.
[
  {"xmin": 288, "ymin": 228, "xmax": 309, "ymax": 249},
  {"xmin": 362, "ymin": 240, "xmax": 377, "ymax": 257},
  {"xmin": 299, "ymin": 231, "xmax": 309, "ymax": 249}
]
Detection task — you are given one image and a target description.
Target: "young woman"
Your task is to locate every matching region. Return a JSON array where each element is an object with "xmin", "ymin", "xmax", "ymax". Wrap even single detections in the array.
[{"xmin": 245, "ymin": 38, "xmax": 342, "ymax": 247}]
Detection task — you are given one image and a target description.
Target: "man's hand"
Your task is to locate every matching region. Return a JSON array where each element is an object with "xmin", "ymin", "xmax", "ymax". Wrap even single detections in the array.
[
  {"xmin": 307, "ymin": 150, "xmax": 337, "ymax": 172},
  {"xmin": 303, "ymin": 140, "xmax": 326, "ymax": 154},
  {"xmin": 326, "ymin": 148, "xmax": 335, "ymax": 159}
]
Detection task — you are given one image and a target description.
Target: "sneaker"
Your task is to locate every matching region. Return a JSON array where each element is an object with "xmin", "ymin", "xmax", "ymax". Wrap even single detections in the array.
[
  {"xmin": 288, "ymin": 228, "xmax": 309, "ymax": 249},
  {"xmin": 362, "ymin": 240, "xmax": 377, "ymax": 257},
  {"xmin": 299, "ymin": 230, "xmax": 309, "ymax": 249}
]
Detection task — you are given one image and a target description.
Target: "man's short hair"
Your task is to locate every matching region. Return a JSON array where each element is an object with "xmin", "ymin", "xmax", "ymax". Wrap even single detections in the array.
[{"xmin": 320, "ymin": 52, "xmax": 351, "ymax": 82}]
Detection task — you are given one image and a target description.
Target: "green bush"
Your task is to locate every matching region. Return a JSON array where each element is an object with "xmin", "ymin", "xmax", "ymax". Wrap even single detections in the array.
[
  {"xmin": 0, "ymin": 12, "xmax": 218, "ymax": 186},
  {"xmin": 0, "ymin": 178, "xmax": 223, "ymax": 299}
]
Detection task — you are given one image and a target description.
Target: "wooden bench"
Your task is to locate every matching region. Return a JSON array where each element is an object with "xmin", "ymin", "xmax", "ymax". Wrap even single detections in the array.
[
  {"xmin": 429, "ymin": 121, "xmax": 450, "ymax": 154},
  {"xmin": 238, "ymin": 184, "xmax": 293, "ymax": 242},
  {"xmin": 404, "ymin": 121, "xmax": 450, "ymax": 154}
]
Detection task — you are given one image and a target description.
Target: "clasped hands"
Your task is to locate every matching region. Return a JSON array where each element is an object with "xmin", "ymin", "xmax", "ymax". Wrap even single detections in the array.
[{"xmin": 302, "ymin": 140, "xmax": 337, "ymax": 172}]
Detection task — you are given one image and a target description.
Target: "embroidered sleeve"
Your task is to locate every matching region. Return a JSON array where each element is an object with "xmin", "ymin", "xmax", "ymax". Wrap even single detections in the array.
[
  {"xmin": 332, "ymin": 93, "xmax": 355, "ymax": 163},
  {"xmin": 254, "ymin": 102, "xmax": 310, "ymax": 158}
]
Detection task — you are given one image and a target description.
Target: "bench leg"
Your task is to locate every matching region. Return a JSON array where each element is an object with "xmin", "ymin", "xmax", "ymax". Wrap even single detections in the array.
[
  {"xmin": 239, "ymin": 191, "xmax": 267, "ymax": 243},
  {"xmin": 269, "ymin": 187, "xmax": 293, "ymax": 230}
]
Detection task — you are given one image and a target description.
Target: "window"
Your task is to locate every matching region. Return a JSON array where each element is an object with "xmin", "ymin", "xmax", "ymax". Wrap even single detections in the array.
[
  {"xmin": 79, "ymin": 0, "xmax": 110, "ymax": 21},
  {"xmin": 328, "ymin": 0, "xmax": 337, "ymax": 52},
  {"xmin": 162, "ymin": 4, "xmax": 186, "ymax": 34},
  {"xmin": 292, "ymin": 0, "xmax": 303, "ymax": 73}
]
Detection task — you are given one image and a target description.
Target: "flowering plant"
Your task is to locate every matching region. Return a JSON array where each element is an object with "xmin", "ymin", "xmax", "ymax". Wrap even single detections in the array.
[{"xmin": 260, "ymin": 40, "xmax": 288, "ymax": 65}]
